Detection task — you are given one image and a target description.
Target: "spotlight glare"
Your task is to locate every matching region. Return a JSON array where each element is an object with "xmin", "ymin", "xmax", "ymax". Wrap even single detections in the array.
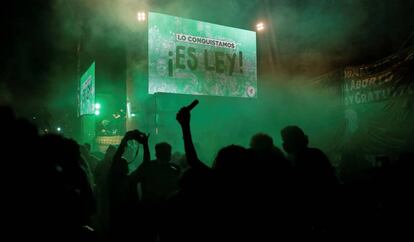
[
  {"xmin": 256, "ymin": 22, "xmax": 265, "ymax": 31},
  {"xmin": 95, "ymin": 110, "xmax": 100, "ymax": 116},
  {"xmin": 95, "ymin": 103, "xmax": 101, "ymax": 109},
  {"xmin": 57, "ymin": 127, "xmax": 61, "ymax": 132},
  {"xmin": 137, "ymin": 12, "xmax": 146, "ymax": 22}
]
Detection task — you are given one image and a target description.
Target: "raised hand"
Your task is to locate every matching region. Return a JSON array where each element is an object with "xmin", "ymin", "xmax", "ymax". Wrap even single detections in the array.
[
  {"xmin": 176, "ymin": 100, "xmax": 198, "ymax": 127},
  {"xmin": 141, "ymin": 133, "xmax": 150, "ymax": 144},
  {"xmin": 124, "ymin": 130, "xmax": 136, "ymax": 141},
  {"xmin": 176, "ymin": 107, "xmax": 191, "ymax": 127}
]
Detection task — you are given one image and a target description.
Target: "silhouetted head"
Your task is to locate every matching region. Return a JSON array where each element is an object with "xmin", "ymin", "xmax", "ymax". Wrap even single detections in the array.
[
  {"xmin": 281, "ymin": 126, "xmax": 308, "ymax": 155},
  {"xmin": 40, "ymin": 134, "xmax": 82, "ymax": 170},
  {"xmin": 15, "ymin": 118, "xmax": 39, "ymax": 142},
  {"xmin": 104, "ymin": 145, "xmax": 117, "ymax": 160},
  {"xmin": 250, "ymin": 133, "xmax": 274, "ymax": 152},
  {"xmin": 84, "ymin": 143, "xmax": 91, "ymax": 153},
  {"xmin": 155, "ymin": 142, "xmax": 172, "ymax": 162},
  {"xmin": 8, "ymin": 115, "xmax": 39, "ymax": 172},
  {"xmin": 80, "ymin": 145, "xmax": 88, "ymax": 158},
  {"xmin": 213, "ymin": 145, "xmax": 248, "ymax": 176},
  {"xmin": 1, "ymin": 106, "xmax": 15, "ymax": 125}
]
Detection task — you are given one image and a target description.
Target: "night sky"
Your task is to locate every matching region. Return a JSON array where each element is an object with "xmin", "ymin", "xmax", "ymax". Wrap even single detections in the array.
[{"xmin": 1, "ymin": 0, "xmax": 414, "ymax": 120}]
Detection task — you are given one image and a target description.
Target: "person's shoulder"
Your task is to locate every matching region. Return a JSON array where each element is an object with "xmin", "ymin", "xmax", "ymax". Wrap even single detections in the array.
[
  {"xmin": 95, "ymin": 160, "xmax": 105, "ymax": 171},
  {"xmin": 306, "ymin": 147, "xmax": 326, "ymax": 156},
  {"xmin": 91, "ymin": 155, "xmax": 100, "ymax": 161},
  {"xmin": 140, "ymin": 159, "xmax": 155, "ymax": 168},
  {"xmin": 169, "ymin": 162, "xmax": 180, "ymax": 172},
  {"xmin": 305, "ymin": 148, "xmax": 333, "ymax": 167},
  {"xmin": 301, "ymin": 147, "xmax": 328, "ymax": 161}
]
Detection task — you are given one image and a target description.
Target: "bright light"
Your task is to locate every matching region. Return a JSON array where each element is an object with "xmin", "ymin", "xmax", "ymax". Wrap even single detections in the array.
[
  {"xmin": 137, "ymin": 12, "xmax": 146, "ymax": 22},
  {"xmin": 95, "ymin": 103, "xmax": 101, "ymax": 109},
  {"xmin": 256, "ymin": 22, "xmax": 265, "ymax": 31},
  {"xmin": 95, "ymin": 110, "xmax": 100, "ymax": 115},
  {"xmin": 131, "ymin": 113, "xmax": 136, "ymax": 117},
  {"xmin": 127, "ymin": 101, "xmax": 131, "ymax": 118},
  {"xmin": 57, "ymin": 127, "xmax": 61, "ymax": 132}
]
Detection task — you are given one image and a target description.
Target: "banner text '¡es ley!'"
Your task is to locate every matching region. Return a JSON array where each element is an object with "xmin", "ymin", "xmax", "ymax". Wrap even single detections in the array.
[{"xmin": 168, "ymin": 46, "xmax": 243, "ymax": 76}]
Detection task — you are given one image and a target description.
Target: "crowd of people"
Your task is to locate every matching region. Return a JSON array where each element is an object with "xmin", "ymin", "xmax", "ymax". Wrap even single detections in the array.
[{"xmin": 1, "ymin": 103, "xmax": 413, "ymax": 241}]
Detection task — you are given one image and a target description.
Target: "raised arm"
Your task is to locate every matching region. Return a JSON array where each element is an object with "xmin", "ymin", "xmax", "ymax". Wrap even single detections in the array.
[
  {"xmin": 113, "ymin": 132, "xmax": 131, "ymax": 164},
  {"xmin": 129, "ymin": 131, "xmax": 151, "ymax": 183},
  {"xmin": 141, "ymin": 133, "xmax": 150, "ymax": 163},
  {"xmin": 176, "ymin": 104, "xmax": 208, "ymax": 170}
]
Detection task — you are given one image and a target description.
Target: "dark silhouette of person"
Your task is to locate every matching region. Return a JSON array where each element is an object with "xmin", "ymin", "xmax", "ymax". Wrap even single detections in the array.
[
  {"xmin": 249, "ymin": 132, "xmax": 291, "ymax": 184},
  {"xmin": 2, "ymin": 106, "xmax": 43, "ymax": 240},
  {"xmin": 80, "ymin": 142, "xmax": 99, "ymax": 187},
  {"xmin": 38, "ymin": 134, "xmax": 97, "ymax": 241},
  {"xmin": 2, "ymin": 106, "xmax": 98, "ymax": 241},
  {"xmin": 130, "ymin": 141, "xmax": 180, "ymax": 242},
  {"xmin": 165, "ymin": 103, "xmax": 274, "ymax": 242},
  {"xmin": 281, "ymin": 126, "xmax": 337, "ymax": 186},
  {"xmin": 94, "ymin": 145, "xmax": 117, "ymax": 242},
  {"xmin": 176, "ymin": 104, "xmax": 252, "ymax": 196},
  {"xmin": 249, "ymin": 133, "xmax": 294, "ymax": 237},
  {"xmin": 108, "ymin": 130, "xmax": 149, "ymax": 241},
  {"xmin": 378, "ymin": 152, "xmax": 414, "ymax": 238},
  {"xmin": 171, "ymin": 151, "xmax": 188, "ymax": 172},
  {"xmin": 281, "ymin": 125, "xmax": 339, "ymax": 237},
  {"xmin": 133, "ymin": 142, "xmax": 180, "ymax": 203},
  {"xmin": 250, "ymin": 132, "xmax": 284, "ymax": 155}
]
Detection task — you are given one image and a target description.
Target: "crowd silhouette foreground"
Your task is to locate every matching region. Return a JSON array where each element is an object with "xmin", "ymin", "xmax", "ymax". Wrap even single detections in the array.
[{"xmin": 1, "ymin": 103, "xmax": 413, "ymax": 241}]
